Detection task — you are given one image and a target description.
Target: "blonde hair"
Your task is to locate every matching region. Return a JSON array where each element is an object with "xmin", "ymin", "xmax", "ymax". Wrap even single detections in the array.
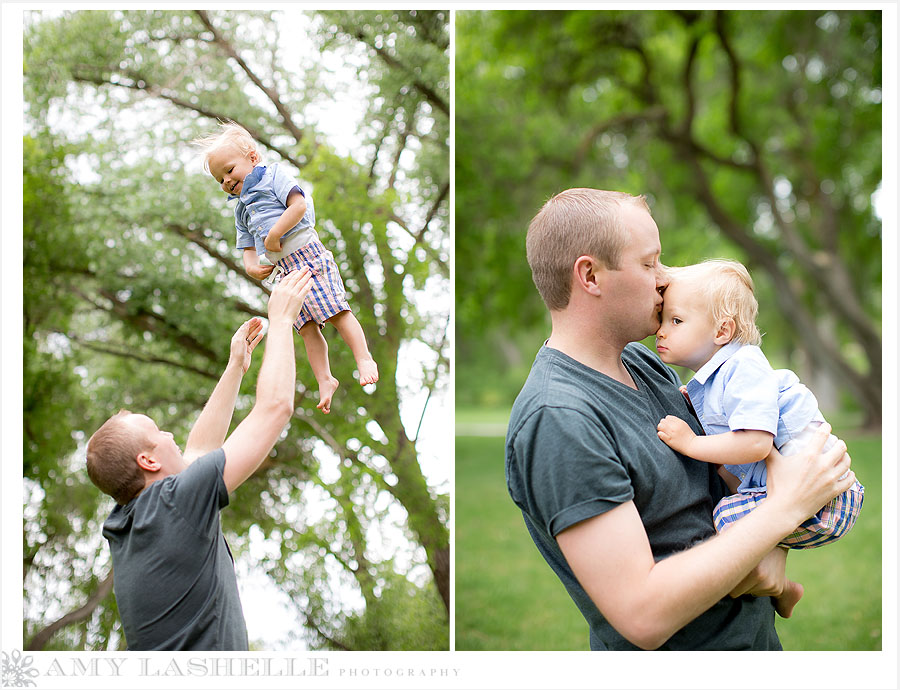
[
  {"xmin": 86, "ymin": 410, "xmax": 150, "ymax": 505},
  {"xmin": 526, "ymin": 189, "xmax": 650, "ymax": 311},
  {"xmin": 668, "ymin": 259, "xmax": 762, "ymax": 346},
  {"xmin": 192, "ymin": 121, "xmax": 259, "ymax": 173}
]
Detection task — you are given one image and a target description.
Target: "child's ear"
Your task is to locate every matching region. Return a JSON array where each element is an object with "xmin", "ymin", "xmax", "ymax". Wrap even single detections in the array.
[{"xmin": 714, "ymin": 317, "xmax": 736, "ymax": 345}]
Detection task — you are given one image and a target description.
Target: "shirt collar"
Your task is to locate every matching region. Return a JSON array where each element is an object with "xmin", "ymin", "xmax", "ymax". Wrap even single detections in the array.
[
  {"xmin": 226, "ymin": 165, "xmax": 266, "ymax": 201},
  {"xmin": 692, "ymin": 341, "xmax": 743, "ymax": 385}
]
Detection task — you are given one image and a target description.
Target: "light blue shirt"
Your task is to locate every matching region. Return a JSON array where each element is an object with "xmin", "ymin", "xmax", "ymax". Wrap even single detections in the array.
[
  {"xmin": 684, "ymin": 342, "xmax": 821, "ymax": 494},
  {"xmin": 229, "ymin": 164, "xmax": 318, "ymax": 258}
]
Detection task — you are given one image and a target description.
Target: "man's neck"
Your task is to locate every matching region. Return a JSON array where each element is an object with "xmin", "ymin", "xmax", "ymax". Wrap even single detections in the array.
[{"xmin": 546, "ymin": 328, "xmax": 637, "ymax": 390}]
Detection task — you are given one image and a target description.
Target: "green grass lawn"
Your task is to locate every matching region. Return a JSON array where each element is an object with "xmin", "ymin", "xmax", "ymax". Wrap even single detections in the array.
[{"xmin": 454, "ymin": 425, "xmax": 883, "ymax": 650}]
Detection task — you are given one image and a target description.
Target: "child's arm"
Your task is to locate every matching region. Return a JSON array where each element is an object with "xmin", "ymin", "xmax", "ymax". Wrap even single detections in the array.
[
  {"xmin": 657, "ymin": 415, "xmax": 774, "ymax": 465},
  {"xmin": 263, "ymin": 189, "xmax": 307, "ymax": 253},
  {"xmin": 242, "ymin": 248, "xmax": 275, "ymax": 281},
  {"xmin": 718, "ymin": 466, "xmax": 742, "ymax": 493}
]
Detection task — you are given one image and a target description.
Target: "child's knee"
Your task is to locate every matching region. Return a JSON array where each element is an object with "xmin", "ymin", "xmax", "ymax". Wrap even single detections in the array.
[
  {"xmin": 326, "ymin": 309, "xmax": 354, "ymax": 328},
  {"xmin": 298, "ymin": 321, "xmax": 322, "ymax": 338}
]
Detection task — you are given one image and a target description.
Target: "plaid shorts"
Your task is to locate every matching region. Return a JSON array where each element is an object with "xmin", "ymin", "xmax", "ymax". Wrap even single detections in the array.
[
  {"xmin": 272, "ymin": 240, "xmax": 350, "ymax": 332},
  {"xmin": 713, "ymin": 480, "xmax": 865, "ymax": 549}
]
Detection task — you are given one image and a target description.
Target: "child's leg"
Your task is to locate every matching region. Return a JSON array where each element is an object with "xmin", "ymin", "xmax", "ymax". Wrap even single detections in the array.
[
  {"xmin": 298, "ymin": 321, "xmax": 340, "ymax": 414},
  {"xmin": 715, "ymin": 495, "xmax": 805, "ymax": 617},
  {"xmin": 327, "ymin": 310, "xmax": 379, "ymax": 385}
]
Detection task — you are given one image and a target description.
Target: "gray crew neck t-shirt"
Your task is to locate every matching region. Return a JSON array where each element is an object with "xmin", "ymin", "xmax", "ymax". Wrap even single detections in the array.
[
  {"xmin": 102, "ymin": 449, "xmax": 249, "ymax": 651},
  {"xmin": 505, "ymin": 342, "xmax": 780, "ymax": 650}
]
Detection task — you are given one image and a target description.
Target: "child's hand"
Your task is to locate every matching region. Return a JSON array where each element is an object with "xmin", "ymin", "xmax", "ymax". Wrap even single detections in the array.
[
  {"xmin": 246, "ymin": 264, "xmax": 275, "ymax": 281},
  {"xmin": 657, "ymin": 415, "xmax": 697, "ymax": 454},
  {"xmin": 264, "ymin": 233, "xmax": 283, "ymax": 253},
  {"xmin": 679, "ymin": 385, "xmax": 697, "ymax": 414}
]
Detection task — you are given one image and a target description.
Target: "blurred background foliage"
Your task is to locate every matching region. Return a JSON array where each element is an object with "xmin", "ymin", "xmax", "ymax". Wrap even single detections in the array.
[
  {"xmin": 24, "ymin": 9, "xmax": 449, "ymax": 650},
  {"xmin": 454, "ymin": 9, "xmax": 883, "ymax": 651},
  {"xmin": 456, "ymin": 9, "xmax": 882, "ymax": 428}
]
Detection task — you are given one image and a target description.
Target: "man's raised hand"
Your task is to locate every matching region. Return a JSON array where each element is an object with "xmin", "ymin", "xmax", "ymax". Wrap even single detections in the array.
[
  {"xmin": 229, "ymin": 317, "xmax": 265, "ymax": 374},
  {"xmin": 267, "ymin": 267, "xmax": 312, "ymax": 325}
]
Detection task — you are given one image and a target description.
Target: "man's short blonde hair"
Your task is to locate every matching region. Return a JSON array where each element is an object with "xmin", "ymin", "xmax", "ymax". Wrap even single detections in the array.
[
  {"xmin": 526, "ymin": 189, "xmax": 650, "ymax": 311},
  {"xmin": 668, "ymin": 259, "xmax": 762, "ymax": 346},
  {"xmin": 86, "ymin": 410, "xmax": 149, "ymax": 505},
  {"xmin": 192, "ymin": 121, "xmax": 259, "ymax": 173}
]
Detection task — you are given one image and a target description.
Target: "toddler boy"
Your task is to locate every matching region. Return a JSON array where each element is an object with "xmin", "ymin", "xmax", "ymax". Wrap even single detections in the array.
[
  {"xmin": 194, "ymin": 123, "xmax": 378, "ymax": 413},
  {"xmin": 655, "ymin": 259, "xmax": 864, "ymax": 616}
]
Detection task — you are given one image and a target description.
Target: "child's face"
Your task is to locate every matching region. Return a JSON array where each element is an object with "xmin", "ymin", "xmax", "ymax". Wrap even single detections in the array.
[
  {"xmin": 655, "ymin": 278, "xmax": 721, "ymax": 372},
  {"xmin": 207, "ymin": 146, "xmax": 258, "ymax": 196}
]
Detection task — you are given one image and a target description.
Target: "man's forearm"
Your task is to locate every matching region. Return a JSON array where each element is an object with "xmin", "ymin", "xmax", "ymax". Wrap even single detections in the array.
[
  {"xmin": 255, "ymin": 315, "xmax": 296, "ymax": 409},
  {"xmin": 559, "ymin": 494, "xmax": 807, "ymax": 650},
  {"xmin": 638, "ymin": 499, "xmax": 799, "ymax": 645},
  {"xmin": 184, "ymin": 361, "xmax": 244, "ymax": 462}
]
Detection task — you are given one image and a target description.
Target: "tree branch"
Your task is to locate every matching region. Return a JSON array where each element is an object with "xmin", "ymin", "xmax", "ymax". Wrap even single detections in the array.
[
  {"xmin": 194, "ymin": 10, "xmax": 306, "ymax": 144},
  {"xmin": 292, "ymin": 411, "xmax": 393, "ymax": 496},
  {"xmin": 70, "ymin": 69, "xmax": 303, "ymax": 170},
  {"xmin": 304, "ymin": 613, "xmax": 351, "ymax": 651},
  {"xmin": 712, "ymin": 13, "xmax": 881, "ymax": 373},
  {"xmin": 66, "ymin": 333, "xmax": 219, "ymax": 380},
  {"xmin": 68, "ymin": 284, "xmax": 220, "ymax": 362},
  {"xmin": 352, "ymin": 29, "xmax": 449, "ymax": 116},
  {"xmin": 574, "ymin": 106, "xmax": 668, "ymax": 171},
  {"xmin": 415, "ymin": 181, "xmax": 449, "ymax": 243},
  {"xmin": 413, "ymin": 314, "xmax": 449, "ymax": 442},
  {"xmin": 388, "ymin": 213, "xmax": 448, "ymax": 277},
  {"xmin": 679, "ymin": 33, "xmax": 701, "ymax": 137},
  {"xmin": 26, "ymin": 570, "xmax": 114, "ymax": 651}
]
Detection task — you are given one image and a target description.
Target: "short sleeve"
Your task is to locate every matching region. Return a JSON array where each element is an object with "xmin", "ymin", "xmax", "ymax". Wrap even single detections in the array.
[
  {"xmin": 162, "ymin": 449, "xmax": 229, "ymax": 537},
  {"xmin": 270, "ymin": 164, "xmax": 303, "ymax": 206},
  {"xmin": 721, "ymin": 358, "xmax": 779, "ymax": 435},
  {"xmin": 234, "ymin": 206, "xmax": 254, "ymax": 250},
  {"xmin": 508, "ymin": 406, "xmax": 634, "ymax": 537}
]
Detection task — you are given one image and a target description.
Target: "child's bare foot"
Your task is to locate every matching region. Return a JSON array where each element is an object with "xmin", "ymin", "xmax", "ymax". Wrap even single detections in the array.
[
  {"xmin": 774, "ymin": 579, "xmax": 804, "ymax": 618},
  {"xmin": 317, "ymin": 376, "xmax": 339, "ymax": 414},
  {"xmin": 357, "ymin": 357, "xmax": 379, "ymax": 385}
]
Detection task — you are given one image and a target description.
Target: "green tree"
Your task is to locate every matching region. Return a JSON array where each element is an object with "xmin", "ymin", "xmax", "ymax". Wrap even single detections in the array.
[
  {"xmin": 456, "ymin": 9, "xmax": 882, "ymax": 426},
  {"xmin": 24, "ymin": 8, "xmax": 449, "ymax": 650}
]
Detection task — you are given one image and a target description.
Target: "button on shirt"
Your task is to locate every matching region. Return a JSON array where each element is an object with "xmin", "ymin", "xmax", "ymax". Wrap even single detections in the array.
[
  {"xmin": 230, "ymin": 164, "xmax": 318, "ymax": 258},
  {"xmin": 684, "ymin": 342, "xmax": 820, "ymax": 494}
]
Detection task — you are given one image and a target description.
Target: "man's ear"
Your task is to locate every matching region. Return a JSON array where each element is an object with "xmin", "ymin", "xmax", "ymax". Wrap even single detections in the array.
[
  {"xmin": 136, "ymin": 451, "xmax": 161, "ymax": 473},
  {"xmin": 573, "ymin": 255, "xmax": 604, "ymax": 297},
  {"xmin": 714, "ymin": 317, "xmax": 736, "ymax": 345}
]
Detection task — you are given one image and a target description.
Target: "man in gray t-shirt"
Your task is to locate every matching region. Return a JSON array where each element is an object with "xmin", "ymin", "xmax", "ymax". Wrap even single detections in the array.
[
  {"xmin": 87, "ymin": 269, "xmax": 313, "ymax": 651},
  {"xmin": 102, "ymin": 449, "xmax": 246, "ymax": 650},
  {"xmin": 507, "ymin": 189, "xmax": 855, "ymax": 650}
]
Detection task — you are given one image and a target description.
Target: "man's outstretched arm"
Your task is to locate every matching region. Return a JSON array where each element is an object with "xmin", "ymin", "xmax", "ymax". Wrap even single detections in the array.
[
  {"xmin": 183, "ymin": 317, "xmax": 265, "ymax": 464},
  {"xmin": 557, "ymin": 425, "xmax": 855, "ymax": 650},
  {"xmin": 221, "ymin": 268, "xmax": 311, "ymax": 493}
]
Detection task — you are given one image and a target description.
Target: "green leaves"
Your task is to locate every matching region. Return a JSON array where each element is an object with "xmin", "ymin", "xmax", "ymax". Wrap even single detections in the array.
[{"xmin": 455, "ymin": 10, "xmax": 882, "ymax": 423}]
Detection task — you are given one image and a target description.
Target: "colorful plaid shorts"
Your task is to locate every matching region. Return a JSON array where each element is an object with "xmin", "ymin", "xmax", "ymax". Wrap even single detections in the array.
[
  {"xmin": 273, "ymin": 240, "xmax": 350, "ymax": 332},
  {"xmin": 713, "ymin": 429, "xmax": 865, "ymax": 549}
]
